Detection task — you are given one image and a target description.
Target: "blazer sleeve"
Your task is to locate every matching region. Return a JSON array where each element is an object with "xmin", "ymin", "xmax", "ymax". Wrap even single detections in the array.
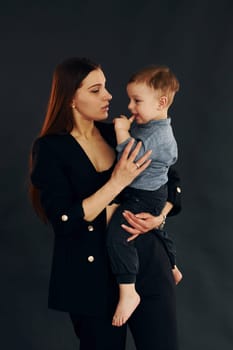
[
  {"xmin": 30, "ymin": 137, "xmax": 85, "ymax": 236},
  {"xmin": 167, "ymin": 166, "xmax": 182, "ymax": 216}
]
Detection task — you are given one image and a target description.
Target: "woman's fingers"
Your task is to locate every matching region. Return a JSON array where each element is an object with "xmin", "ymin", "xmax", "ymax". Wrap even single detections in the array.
[
  {"xmin": 135, "ymin": 157, "xmax": 152, "ymax": 174},
  {"xmin": 134, "ymin": 212, "xmax": 152, "ymax": 219},
  {"xmin": 121, "ymin": 223, "xmax": 141, "ymax": 235},
  {"xmin": 118, "ymin": 139, "xmax": 152, "ymax": 172},
  {"xmin": 112, "ymin": 139, "xmax": 152, "ymax": 189},
  {"xmin": 127, "ymin": 233, "xmax": 140, "ymax": 242},
  {"xmin": 132, "ymin": 150, "xmax": 152, "ymax": 170},
  {"xmin": 122, "ymin": 210, "xmax": 161, "ymax": 233},
  {"xmin": 135, "ymin": 212, "xmax": 163, "ymax": 229},
  {"xmin": 128, "ymin": 140, "xmax": 152, "ymax": 163},
  {"xmin": 127, "ymin": 141, "xmax": 141, "ymax": 162},
  {"xmin": 122, "ymin": 210, "xmax": 149, "ymax": 232},
  {"xmin": 119, "ymin": 138, "xmax": 135, "ymax": 161},
  {"xmin": 127, "ymin": 144, "xmax": 152, "ymax": 174}
]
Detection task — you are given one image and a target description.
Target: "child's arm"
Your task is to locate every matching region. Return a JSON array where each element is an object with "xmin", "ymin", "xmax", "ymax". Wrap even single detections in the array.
[{"xmin": 114, "ymin": 115, "xmax": 135, "ymax": 145}]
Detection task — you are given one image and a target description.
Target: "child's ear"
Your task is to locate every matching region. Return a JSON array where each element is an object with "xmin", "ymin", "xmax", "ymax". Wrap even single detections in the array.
[{"xmin": 158, "ymin": 95, "xmax": 168, "ymax": 109}]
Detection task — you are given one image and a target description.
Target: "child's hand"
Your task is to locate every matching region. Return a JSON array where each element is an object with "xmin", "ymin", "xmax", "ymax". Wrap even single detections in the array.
[{"xmin": 114, "ymin": 115, "xmax": 135, "ymax": 131}]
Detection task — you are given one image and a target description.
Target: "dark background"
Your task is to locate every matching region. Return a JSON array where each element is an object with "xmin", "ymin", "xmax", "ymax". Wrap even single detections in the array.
[{"xmin": 1, "ymin": 1, "xmax": 233, "ymax": 349}]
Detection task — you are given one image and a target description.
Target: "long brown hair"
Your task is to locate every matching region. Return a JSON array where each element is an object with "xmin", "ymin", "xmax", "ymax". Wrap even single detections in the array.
[{"xmin": 29, "ymin": 57, "xmax": 100, "ymax": 222}]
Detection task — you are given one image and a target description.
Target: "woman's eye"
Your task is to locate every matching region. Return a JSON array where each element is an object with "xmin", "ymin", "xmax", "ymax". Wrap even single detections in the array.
[{"xmin": 91, "ymin": 89, "xmax": 100, "ymax": 93}]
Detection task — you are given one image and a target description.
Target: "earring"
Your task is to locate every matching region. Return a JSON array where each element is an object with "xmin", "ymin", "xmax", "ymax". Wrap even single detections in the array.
[{"xmin": 72, "ymin": 104, "xmax": 75, "ymax": 109}]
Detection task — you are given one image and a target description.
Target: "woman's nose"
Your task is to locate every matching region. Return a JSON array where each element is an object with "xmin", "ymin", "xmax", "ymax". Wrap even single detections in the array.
[{"xmin": 104, "ymin": 89, "xmax": 112, "ymax": 100}]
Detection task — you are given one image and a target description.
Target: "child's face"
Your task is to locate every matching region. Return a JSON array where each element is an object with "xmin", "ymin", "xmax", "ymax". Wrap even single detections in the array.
[{"xmin": 126, "ymin": 82, "xmax": 165, "ymax": 124}]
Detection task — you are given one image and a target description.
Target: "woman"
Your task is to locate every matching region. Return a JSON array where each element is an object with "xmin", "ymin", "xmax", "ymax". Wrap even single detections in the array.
[{"xmin": 30, "ymin": 57, "xmax": 181, "ymax": 350}]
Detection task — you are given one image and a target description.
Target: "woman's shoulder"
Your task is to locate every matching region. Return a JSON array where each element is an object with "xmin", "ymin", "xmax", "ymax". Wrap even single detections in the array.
[
  {"xmin": 31, "ymin": 134, "xmax": 72, "ymax": 158},
  {"xmin": 33, "ymin": 133, "xmax": 69, "ymax": 147}
]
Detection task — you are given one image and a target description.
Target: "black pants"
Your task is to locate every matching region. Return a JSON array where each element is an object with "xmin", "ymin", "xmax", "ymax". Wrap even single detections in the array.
[
  {"xmin": 128, "ymin": 233, "xmax": 178, "ymax": 350},
  {"xmin": 69, "ymin": 313, "xmax": 127, "ymax": 350},
  {"xmin": 70, "ymin": 234, "xmax": 178, "ymax": 350},
  {"xmin": 107, "ymin": 185, "xmax": 176, "ymax": 284}
]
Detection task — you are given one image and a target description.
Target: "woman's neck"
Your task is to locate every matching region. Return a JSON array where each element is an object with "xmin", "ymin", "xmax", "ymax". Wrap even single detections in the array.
[{"xmin": 71, "ymin": 118, "xmax": 97, "ymax": 140}]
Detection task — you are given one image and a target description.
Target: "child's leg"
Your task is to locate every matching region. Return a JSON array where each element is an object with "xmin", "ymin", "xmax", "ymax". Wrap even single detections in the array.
[
  {"xmin": 155, "ymin": 229, "xmax": 183, "ymax": 285},
  {"xmin": 107, "ymin": 188, "xmax": 163, "ymax": 326},
  {"xmin": 107, "ymin": 204, "xmax": 141, "ymax": 327},
  {"xmin": 112, "ymin": 283, "xmax": 140, "ymax": 327}
]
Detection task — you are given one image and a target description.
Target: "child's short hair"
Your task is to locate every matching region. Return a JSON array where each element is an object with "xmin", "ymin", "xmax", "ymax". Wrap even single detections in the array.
[{"xmin": 128, "ymin": 65, "xmax": 179, "ymax": 106}]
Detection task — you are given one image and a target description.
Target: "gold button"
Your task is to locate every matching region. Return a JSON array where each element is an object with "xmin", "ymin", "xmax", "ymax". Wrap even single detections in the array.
[
  {"xmin": 88, "ymin": 256, "xmax": 95, "ymax": 262},
  {"xmin": 61, "ymin": 214, "xmax": 68, "ymax": 221},
  {"xmin": 176, "ymin": 187, "xmax": 181, "ymax": 193},
  {"xmin": 88, "ymin": 225, "xmax": 94, "ymax": 231}
]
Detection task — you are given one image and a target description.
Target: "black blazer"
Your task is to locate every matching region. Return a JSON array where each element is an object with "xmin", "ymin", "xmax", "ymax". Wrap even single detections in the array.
[{"xmin": 30, "ymin": 122, "xmax": 182, "ymax": 316}]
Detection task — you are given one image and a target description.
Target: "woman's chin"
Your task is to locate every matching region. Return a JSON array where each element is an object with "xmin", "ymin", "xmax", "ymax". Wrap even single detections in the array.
[{"xmin": 99, "ymin": 113, "xmax": 109, "ymax": 121}]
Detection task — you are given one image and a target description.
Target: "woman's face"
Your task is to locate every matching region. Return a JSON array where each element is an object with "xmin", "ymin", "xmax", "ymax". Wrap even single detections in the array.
[{"xmin": 72, "ymin": 69, "xmax": 112, "ymax": 121}]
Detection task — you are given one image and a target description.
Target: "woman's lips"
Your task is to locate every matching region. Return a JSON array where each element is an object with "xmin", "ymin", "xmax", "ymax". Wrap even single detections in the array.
[{"xmin": 102, "ymin": 104, "xmax": 109, "ymax": 111}]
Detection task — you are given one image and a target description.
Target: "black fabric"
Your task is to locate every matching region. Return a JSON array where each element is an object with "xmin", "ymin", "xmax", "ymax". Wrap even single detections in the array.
[
  {"xmin": 129, "ymin": 234, "xmax": 178, "ymax": 350},
  {"xmin": 69, "ymin": 314, "xmax": 127, "ymax": 350},
  {"xmin": 155, "ymin": 228, "xmax": 177, "ymax": 267},
  {"xmin": 31, "ymin": 131, "xmax": 119, "ymax": 316},
  {"xmin": 1, "ymin": 2, "xmax": 232, "ymax": 349},
  {"xmin": 30, "ymin": 122, "xmax": 181, "ymax": 313},
  {"xmin": 107, "ymin": 185, "xmax": 170, "ymax": 283},
  {"xmin": 69, "ymin": 233, "xmax": 178, "ymax": 350},
  {"xmin": 30, "ymin": 122, "xmax": 181, "ymax": 347},
  {"xmin": 166, "ymin": 167, "xmax": 182, "ymax": 216}
]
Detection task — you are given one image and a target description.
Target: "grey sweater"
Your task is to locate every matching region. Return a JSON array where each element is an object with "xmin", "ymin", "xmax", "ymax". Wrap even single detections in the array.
[{"xmin": 116, "ymin": 118, "xmax": 178, "ymax": 191}]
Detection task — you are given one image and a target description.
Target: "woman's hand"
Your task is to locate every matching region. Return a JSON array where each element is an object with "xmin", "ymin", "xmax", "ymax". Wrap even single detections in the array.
[
  {"xmin": 122, "ymin": 210, "xmax": 164, "ymax": 242},
  {"xmin": 111, "ymin": 138, "xmax": 152, "ymax": 190},
  {"xmin": 82, "ymin": 140, "xmax": 151, "ymax": 222}
]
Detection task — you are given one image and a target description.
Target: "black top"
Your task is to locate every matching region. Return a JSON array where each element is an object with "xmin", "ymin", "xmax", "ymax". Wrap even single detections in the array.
[{"xmin": 30, "ymin": 121, "xmax": 181, "ymax": 316}]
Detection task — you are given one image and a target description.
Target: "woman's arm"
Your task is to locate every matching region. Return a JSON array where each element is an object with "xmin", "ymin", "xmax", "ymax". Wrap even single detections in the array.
[
  {"xmin": 166, "ymin": 166, "xmax": 182, "ymax": 216},
  {"xmin": 122, "ymin": 166, "xmax": 182, "ymax": 238},
  {"xmin": 31, "ymin": 137, "xmax": 85, "ymax": 236},
  {"xmin": 31, "ymin": 137, "xmax": 152, "ymax": 235}
]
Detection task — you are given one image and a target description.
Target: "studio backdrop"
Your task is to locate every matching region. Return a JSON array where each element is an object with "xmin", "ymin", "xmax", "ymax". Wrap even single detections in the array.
[{"xmin": 1, "ymin": 1, "xmax": 233, "ymax": 349}]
